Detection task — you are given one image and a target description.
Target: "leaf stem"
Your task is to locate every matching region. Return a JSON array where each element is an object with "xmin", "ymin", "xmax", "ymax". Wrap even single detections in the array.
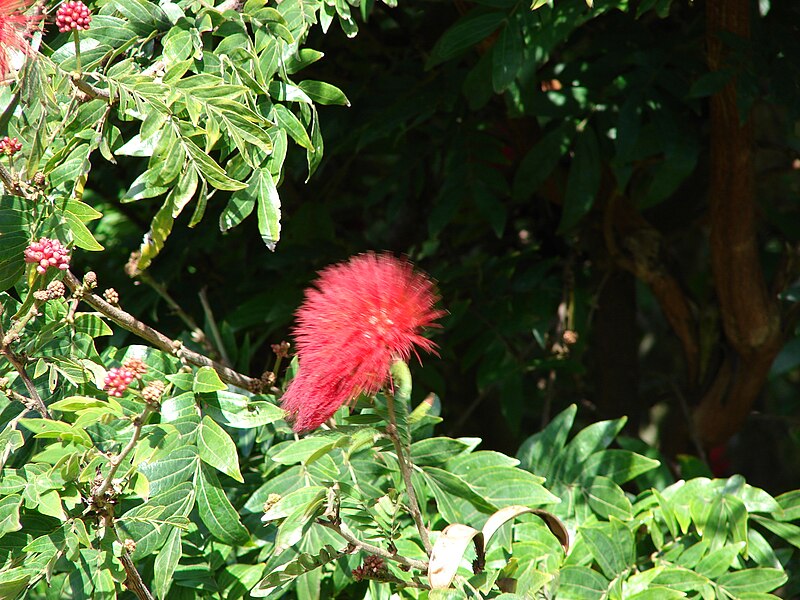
[
  {"xmin": 119, "ymin": 550, "xmax": 155, "ymax": 600},
  {"xmin": 63, "ymin": 270, "xmax": 261, "ymax": 392},
  {"xmin": 386, "ymin": 361, "xmax": 432, "ymax": 556},
  {"xmin": 73, "ymin": 30, "xmax": 81, "ymax": 75},
  {"xmin": 316, "ymin": 519, "xmax": 428, "ymax": 572},
  {"xmin": 93, "ymin": 402, "xmax": 154, "ymax": 500},
  {"xmin": 0, "ymin": 298, "xmax": 50, "ymax": 419}
]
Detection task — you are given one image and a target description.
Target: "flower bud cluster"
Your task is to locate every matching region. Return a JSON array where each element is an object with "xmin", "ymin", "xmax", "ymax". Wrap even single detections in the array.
[
  {"xmin": 103, "ymin": 367, "xmax": 136, "ymax": 397},
  {"xmin": 32, "ymin": 280, "xmax": 66, "ymax": 302},
  {"xmin": 103, "ymin": 288, "xmax": 119, "ymax": 305},
  {"xmin": 123, "ymin": 358, "xmax": 148, "ymax": 379},
  {"xmin": 141, "ymin": 380, "xmax": 165, "ymax": 405},
  {"xmin": 352, "ymin": 555, "xmax": 387, "ymax": 582},
  {"xmin": 56, "ymin": 1, "xmax": 91, "ymax": 32},
  {"xmin": 0, "ymin": 136, "xmax": 22, "ymax": 156},
  {"xmin": 24, "ymin": 238, "xmax": 70, "ymax": 274}
]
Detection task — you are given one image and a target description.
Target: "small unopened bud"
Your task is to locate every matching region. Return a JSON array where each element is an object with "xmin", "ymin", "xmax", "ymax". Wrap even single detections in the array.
[
  {"xmin": 103, "ymin": 288, "xmax": 119, "ymax": 305},
  {"xmin": 141, "ymin": 380, "xmax": 165, "ymax": 405},
  {"xmin": 122, "ymin": 358, "xmax": 148, "ymax": 379},
  {"xmin": 562, "ymin": 330, "xmax": 579, "ymax": 345},
  {"xmin": 263, "ymin": 493, "xmax": 282, "ymax": 512},
  {"xmin": 46, "ymin": 280, "xmax": 66, "ymax": 299},
  {"xmin": 123, "ymin": 538, "xmax": 136, "ymax": 553},
  {"xmin": 83, "ymin": 271, "xmax": 97, "ymax": 288},
  {"xmin": 352, "ymin": 555, "xmax": 387, "ymax": 582},
  {"xmin": 33, "ymin": 172, "xmax": 45, "ymax": 186},
  {"xmin": 271, "ymin": 341, "xmax": 290, "ymax": 358},
  {"xmin": 125, "ymin": 251, "xmax": 142, "ymax": 278}
]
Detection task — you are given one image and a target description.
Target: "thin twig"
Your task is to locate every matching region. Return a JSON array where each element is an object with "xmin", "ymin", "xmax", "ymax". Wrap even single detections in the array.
[
  {"xmin": 70, "ymin": 74, "xmax": 112, "ymax": 101},
  {"xmin": 120, "ymin": 550, "xmax": 155, "ymax": 600},
  {"xmin": 64, "ymin": 271, "xmax": 260, "ymax": 392},
  {"xmin": 1, "ymin": 351, "xmax": 50, "ymax": 419},
  {"xmin": 358, "ymin": 573, "xmax": 430, "ymax": 589},
  {"xmin": 316, "ymin": 519, "xmax": 428, "ymax": 572},
  {"xmin": 386, "ymin": 391, "xmax": 432, "ymax": 556},
  {"xmin": 94, "ymin": 403, "xmax": 154, "ymax": 500},
  {"xmin": 199, "ymin": 287, "xmax": 231, "ymax": 368},
  {"xmin": 138, "ymin": 271, "xmax": 216, "ymax": 358},
  {"xmin": 0, "ymin": 162, "xmax": 22, "ymax": 195}
]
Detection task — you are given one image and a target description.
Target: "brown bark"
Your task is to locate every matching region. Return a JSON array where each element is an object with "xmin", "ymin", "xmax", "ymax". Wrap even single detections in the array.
[
  {"xmin": 693, "ymin": 0, "xmax": 783, "ymax": 447},
  {"xmin": 601, "ymin": 0, "xmax": 787, "ymax": 450}
]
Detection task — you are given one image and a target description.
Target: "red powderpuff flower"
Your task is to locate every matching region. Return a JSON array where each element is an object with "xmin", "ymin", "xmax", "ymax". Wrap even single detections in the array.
[
  {"xmin": 281, "ymin": 253, "xmax": 444, "ymax": 432},
  {"xmin": 0, "ymin": 0, "xmax": 43, "ymax": 81}
]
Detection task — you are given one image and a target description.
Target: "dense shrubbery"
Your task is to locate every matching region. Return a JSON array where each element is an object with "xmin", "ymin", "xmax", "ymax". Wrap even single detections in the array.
[{"xmin": 1, "ymin": 0, "xmax": 799, "ymax": 598}]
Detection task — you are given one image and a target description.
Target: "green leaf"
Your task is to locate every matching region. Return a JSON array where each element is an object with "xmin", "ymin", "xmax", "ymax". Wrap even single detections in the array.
[
  {"xmin": 196, "ymin": 462, "xmax": 250, "ymax": 545},
  {"xmin": 200, "ymin": 391, "xmax": 285, "ymax": 428},
  {"xmin": 198, "ymin": 415, "xmax": 243, "ymax": 482},
  {"xmin": 65, "ymin": 199, "xmax": 102, "ymax": 223},
  {"xmin": 0, "ymin": 495, "xmax": 21, "ymax": 536},
  {"xmin": 169, "ymin": 166, "xmax": 199, "ymax": 218},
  {"xmin": 153, "ymin": 527, "xmax": 181, "ymax": 600},
  {"xmin": 193, "ymin": 366, "xmax": 227, "ymax": 393},
  {"xmin": 555, "ymin": 417, "xmax": 627, "ymax": 482},
  {"xmin": 585, "ymin": 476, "xmax": 632, "ymax": 520},
  {"xmin": 695, "ymin": 542, "xmax": 745, "ymax": 579},
  {"xmin": 137, "ymin": 198, "xmax": 174, "ymax": 271},
  {"xmin": 138, "ymin": 446, "xmax": 199, "ymax": 497},
  {"xmin": 272, "ymin": 437, "xmax": 337, "ymax": 465},
  {"xmin": 410, "ymin": 437, "xmax": 472, "ymax": 467},
  {"xmin": 717, "ymin": 568, "xmax": 787, "ymax": 595},
  {"xmin": 117, "ymin": 482, "xmax": 194, "ymax": 560},
  {"xmin": 254, "ymin": 169, "xmax": 281, "ymax": 250},
  {"xmin": 427, "ymin": 10, "xmax": 506, "ymax": 69},
  {"xmin": 517, "ymin": 404, "xmax": 576, "ymax": 479},
  {"xmin": 491, "ymin": 20, "xmax": 522, "ymax": 93},
  {"xmin": 182, "ymin": 136, "xmax": 247, "ymax": 191},
  {"xmin": 262, "ymin": 486, "xmax": 327, "ymax": 522},
  {"xmin": 297, "ymin": 80, "xmax": 350, "ymax": 106},
  {"xmin": 0, "ymin": 208, "xmax": 26, "ymax": 291},
  {"xmin": 63, "ymin": 211, "xmax": 103, "ymax": 251},
  {"xmin": 579, "ymin": 521, "xmax": 634, "ymax": 579},
  {"xmin": 72, "ymin": 313, "xmax": 113, "ymax": 338},
  {"xmin": 471, "ymin": 467, "xmax": 559, "ymax": 507},
  {"xmin": 752, "ymin": 515, "xmax": 800, "ymax": 551},
  {"xmin": 252, "ymin": 544, "xmax": 345, "ymax": 597},
  {"xmin": 559, "ymin": 126, "xmax": 601, "ymax": 232},
  {"xmin": 273, "ymin": 104, "xmax": 314, "ymax": 150},
  {"xmin": 18, "ymin": 419, "xmax": 93, "ymax": 447},
  {"xmin": 557, "ymin": 565, "xmax": 609, "ymax": 599},
  {"xmin": 423, "ymin": 466, "xmax": 497, "ymax": 514},
  {"xmin": 582, "ymin": 450, "xmax": 660, "ymax": 484},
  {"xmin": 220, "ymin": 188, "xmax": 256, "ymax": 231}
]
